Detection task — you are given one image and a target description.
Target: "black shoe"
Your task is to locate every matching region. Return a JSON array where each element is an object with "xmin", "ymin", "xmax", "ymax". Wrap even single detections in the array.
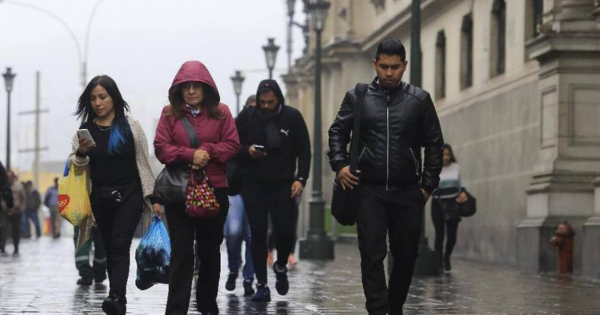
[
  {"xmin": 443, "ymin": 257, "xmax": 451, "ymax": 272},
  {"xmin": 225, "ymin": 273, "xmax": 237, "ymax": 291},
  {"xmin": 77, "ymin": 277, "xmax": 93, "ymax": 286},
  {"xmin": 102, "ymin": 294, "xmax": 127, "ymax": 315},
  {"xmin": 273, "ymin": 263, "xmax": 289, "ymax": 295},
  {"xmin": 251, "ymin": 284, "xmax": 271, "ymax": 302},
  {"xmin": 243, "ymin": 279, "xmax": 255, "ymax": 296},
  {"xmin": 200, "ymin": 312, "xmax": 218, "ymax": 315},
  {"xmin": 95, "ymin": 274, "xmax": 107, "ymax": 284}
]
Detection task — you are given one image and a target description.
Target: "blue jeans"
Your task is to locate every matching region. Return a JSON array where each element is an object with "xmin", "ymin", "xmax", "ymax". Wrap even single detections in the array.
[
  {"xmin": 22, "ymin": 210, "xmax": 41, "ymax": 238},
  {"xmin": 224, "ymin": 194, "xmax": 254, "ymax": 281}
]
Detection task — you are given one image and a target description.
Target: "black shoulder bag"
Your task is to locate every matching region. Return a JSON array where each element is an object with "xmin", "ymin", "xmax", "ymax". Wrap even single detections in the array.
[
  {"xmin": 153, "ymin": 115, "xmax": 200, "ymax": 204},
  {"xmin": 330, "ymin": 83, "xmax": 368, "ymax": 226}
]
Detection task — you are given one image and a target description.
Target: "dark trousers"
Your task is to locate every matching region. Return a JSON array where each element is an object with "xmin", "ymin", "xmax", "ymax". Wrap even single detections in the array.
[
  {"xmin": 0, "ymin": 211, "xmax": 21, "ymax": 251},
  {"xmin": 91, "ymin": 185, "xmax": 143, "ymax": 296},
  {"xmin": 268, "ymin": 197, "xmax": 299, "ymax": 254},
  {"xmin": 165, "ymin": 188, "xmax": 228, "ymax": 314},
  {"xmin": 243, "ymin": 181, "xmax": 296, "ymax": 284},
  {"xmin": 357, "ymin": 186, "xmax": 425, "ymax": 315},
  {"xmin": 431, "ymin": 199, "xmax": 459, "ymax": 261}
]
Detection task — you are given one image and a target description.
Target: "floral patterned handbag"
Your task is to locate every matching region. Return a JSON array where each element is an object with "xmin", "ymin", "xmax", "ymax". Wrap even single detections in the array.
[{"xmin": 185, "ymin": 169, "xmax": 220, "ymax": 218}]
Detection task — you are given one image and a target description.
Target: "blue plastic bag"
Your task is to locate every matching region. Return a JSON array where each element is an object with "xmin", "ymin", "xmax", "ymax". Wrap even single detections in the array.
[{"xmin": 135, "ymin": 215, "xmax": 171, "ymax": 290}]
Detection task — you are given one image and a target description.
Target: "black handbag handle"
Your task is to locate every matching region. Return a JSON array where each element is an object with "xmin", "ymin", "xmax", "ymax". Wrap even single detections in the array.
[
  {"xmin": 349, "ymin": 83, "xmax": 368, "ymax": 174},
  {"xmin": 180, "ymin": 115, "xmax": 201, "ymax": 148}
]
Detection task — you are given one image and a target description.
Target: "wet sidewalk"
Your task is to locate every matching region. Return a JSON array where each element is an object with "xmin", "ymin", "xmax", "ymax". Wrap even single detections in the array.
[{"xmin": 0, "ymin": 237, "xmax": 599, "ymax": 314}]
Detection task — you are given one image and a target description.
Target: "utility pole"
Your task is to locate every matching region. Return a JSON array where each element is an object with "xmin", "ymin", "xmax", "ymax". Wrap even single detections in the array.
[{"xmin": 19, "ymin": 71, "xmax": 48, "ymax": 189}]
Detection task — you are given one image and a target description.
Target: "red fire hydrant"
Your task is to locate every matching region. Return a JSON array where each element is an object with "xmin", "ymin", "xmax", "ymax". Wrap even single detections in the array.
[{"xmin": 550, "ymin": 221, "xmax": 575, "ymax": 274}]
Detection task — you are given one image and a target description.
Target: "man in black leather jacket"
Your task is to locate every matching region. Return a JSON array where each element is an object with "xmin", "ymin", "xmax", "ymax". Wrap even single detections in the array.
[{"xmin": 328, "ymin": 37, "xmax": 444, "ymax": 315}]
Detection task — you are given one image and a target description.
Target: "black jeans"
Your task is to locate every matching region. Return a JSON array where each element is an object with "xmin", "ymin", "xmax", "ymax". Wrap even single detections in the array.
[
  {"xmin": 431, "ymin": 199, "xmax": 460, "ymax": 260},
  {"xmin": 242, "ymin": 181, "xmax": 296, "ymax": 284},
  {"xmin": 165, "ymin": 188, "xmax": 228, "ymax": 314},
  {"xmin": 91, "ymin": 184, "xmax": 143, "ymax": 296},
  {"xmin": 357, "ymin": 186, "xmax": 425, "ymax": 315},
  {"xmin": 268, "ymin": 197, "xmax": 299, "ymax": 254}
]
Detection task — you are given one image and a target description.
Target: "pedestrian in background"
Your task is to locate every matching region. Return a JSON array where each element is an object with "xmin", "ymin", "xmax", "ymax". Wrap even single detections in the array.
[
  {"xmin": 61, "ymin": 159, "xmax": 108, "ymax": 287},
  {"xmin": 44, "ymin": 177, "xmax": 61, "ymax": 238},
  {"xmin": 0, "ymin": 170, "xmax": 24, "ymax": 255},
  {"xmin": 70, "ymin": 75, "xmax": 157, "ymax": 315},
  {"xmin": 22, "ymin": 181, "xmax": 41, "ymax": 239},
  {"xmin": 236, "ymin": 79, "xmax": 311, "ymax": 302},
  {"xmin": 0, "ymin": 162, "xmax": 14, "ymax": 254},
  {"xmin": 328, "ymin": 37, "xmax": 444, "ymax": 315},
  {"xmin": 224, "ymin": 94, "xmax": 257, "ymax": 296},
  {"xmin": 431, "ymin": 143, "xmax": 468, "ymax": 272},
  {"xmin": 154, "ymin": 60, "xmax": 239, "ymax": 315}
]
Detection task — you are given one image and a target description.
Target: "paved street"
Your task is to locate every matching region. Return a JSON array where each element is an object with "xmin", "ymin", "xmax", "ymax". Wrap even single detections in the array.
[{"xmin": 0, "ymin": 237, "xmax": 599, "ymax": 314}]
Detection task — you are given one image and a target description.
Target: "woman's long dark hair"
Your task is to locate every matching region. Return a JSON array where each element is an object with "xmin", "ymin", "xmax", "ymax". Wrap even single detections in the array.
[
  {"xmin": 167, "ymin": 82, "xmax": 223, "ymax": 120},
  {"xmin": 443, "ymin": 143, "xmax": 457, "ymax": 163},
  {"xmin": 75, "ymin": 75, "xmax": 131, "ymax": 155}
]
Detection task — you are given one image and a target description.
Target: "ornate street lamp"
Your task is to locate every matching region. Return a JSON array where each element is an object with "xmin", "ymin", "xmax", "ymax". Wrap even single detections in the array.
[
  {"xmin": 298, "ymin": 0, "xmax": 334, "ymax": 260},
  {"xmin": 286, "ymin": 0, "xmax": 311, "ymax": 67},
  {"xmin": 230, "ymin": 70, "xmax": 245, "ymax": 114},
  {"xmin": 262, "ymin": 38, "xmax": 280, "ymax": 80},
  {"xmin": 3, "ymin": 67, "xmax": 16, "ymax": 170}
]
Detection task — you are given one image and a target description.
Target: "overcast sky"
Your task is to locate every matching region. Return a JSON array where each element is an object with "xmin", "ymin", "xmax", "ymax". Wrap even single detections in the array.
[{"xmin": 0, "ymin": 0, "xmax": 305, "ymax": 171}]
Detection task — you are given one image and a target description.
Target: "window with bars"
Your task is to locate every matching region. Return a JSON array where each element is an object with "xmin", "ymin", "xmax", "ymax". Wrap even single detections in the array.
[
  {"xmin": 533, "ymin": 0, "xmax": 543, "ymax": 37},
  {"xmin": 461, "ymin": 14, "xmax": 473, "ymax": 89},
  {"xmin": 490, "ymin": 0, "xmax": 506, "ymax": 77},
  {"xmin": 435, "ymin": 31, "xmax": 446, "ymax": 100}
]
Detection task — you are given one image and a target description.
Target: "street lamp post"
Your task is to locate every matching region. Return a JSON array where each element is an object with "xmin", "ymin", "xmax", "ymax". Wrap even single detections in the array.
[
  {"xmin": 286, "ymin": 0, "xmax": 296, "ymax": 69},
  {"xmin": 286, "ymin": 0, "xmax": 311, "ymax": 68},
  {"xmin": 262, "ymin": 38, "xmax": 280, "ymax": 80},
  {"xmin": 298, "ymin": 0, "xmax": 334, "ymax": 260},
  {"xmin": 230, "ymin": 70, "xmax": 245, "ymax": 114},
  {"xmin": 3, "ymin": 67, "xmax": 16, "ymax": 170},
  {"xmin": 408, "ymin": 0, "xmax": 441, "ymax": 276},
  {"xmin": 1, "ymin": 0, "xmax": 105, "ymax": 88}
]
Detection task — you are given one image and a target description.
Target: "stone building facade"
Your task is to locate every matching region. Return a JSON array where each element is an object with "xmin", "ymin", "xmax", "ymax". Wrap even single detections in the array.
[{"xmin": 283, "ymin": 0, "xmax": 600, "ymax": 277}]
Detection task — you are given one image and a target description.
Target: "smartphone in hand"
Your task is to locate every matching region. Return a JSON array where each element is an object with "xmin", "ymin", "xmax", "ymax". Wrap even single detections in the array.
[
  {"xmin": 254, "ymin": 145, "xmax": 265, "ymax": 152},
  {"xmin": 77, "ymin": 129, "xmax": 96, "ymax": 145}
]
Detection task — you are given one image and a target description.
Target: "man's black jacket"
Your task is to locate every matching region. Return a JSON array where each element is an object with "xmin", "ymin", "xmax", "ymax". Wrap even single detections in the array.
[
  {"xmin": 328, "ymin": 79, "xmax": 444, "ymax": 193},
  {"xmin": 236, "ymin": 105, "xmax": 311, "ymax": 187}
]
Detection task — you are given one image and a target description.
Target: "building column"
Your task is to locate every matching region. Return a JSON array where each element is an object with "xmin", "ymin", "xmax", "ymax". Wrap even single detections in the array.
[
  {"xmin": 517, "ymin": 0, "xmax": 600, "ymax": 274},
  {"xmin": 582, "ymin": 177, "xmax": 600, "ymax": 278}
]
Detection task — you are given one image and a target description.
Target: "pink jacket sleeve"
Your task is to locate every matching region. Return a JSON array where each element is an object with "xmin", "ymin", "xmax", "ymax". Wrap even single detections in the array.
[
  {"xmin": 200, "ymin": 105, "xmax": 240, "ymax": 164},
  {"xmin": 154, "ymin": 107, "xmax": 196, "ymax": 165}
]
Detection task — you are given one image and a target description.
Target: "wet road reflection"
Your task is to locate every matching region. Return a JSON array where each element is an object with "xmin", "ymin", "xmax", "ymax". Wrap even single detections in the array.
[{"xmin": 0, "ymin": 237, "xmax": 598, "ymax": 314}]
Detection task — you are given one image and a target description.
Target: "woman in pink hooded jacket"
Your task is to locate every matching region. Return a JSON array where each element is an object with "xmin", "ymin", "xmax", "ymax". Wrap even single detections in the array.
[{"xmin": 154, "ymin": 61, "xmax": 240, "ymax": 315}]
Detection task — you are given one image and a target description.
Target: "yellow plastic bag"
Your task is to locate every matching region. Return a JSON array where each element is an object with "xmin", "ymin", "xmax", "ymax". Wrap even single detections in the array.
[{"xmin": 58, "ymin": 164, "xmax": 92, "ymax": 226}]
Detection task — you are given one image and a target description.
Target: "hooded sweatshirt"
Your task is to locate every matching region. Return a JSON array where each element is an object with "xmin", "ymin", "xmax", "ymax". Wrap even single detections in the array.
[
  {"xmin": 154, "ymin": 61, "xmax": 240, "ymax": 188},
  {"xmin": 236, "ymin": 80, "xmax": 311, "ymax": 186}
]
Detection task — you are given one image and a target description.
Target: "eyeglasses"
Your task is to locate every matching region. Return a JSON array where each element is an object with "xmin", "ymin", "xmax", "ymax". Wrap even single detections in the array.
[{"xmin": 181, "ymin": 82, "xmax": 203, "ymax": 91}]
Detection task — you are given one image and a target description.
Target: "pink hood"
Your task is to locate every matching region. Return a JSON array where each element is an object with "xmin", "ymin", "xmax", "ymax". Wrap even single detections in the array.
[{"xmin": 169, "ymin": 61, "xmax": 220, "ymax": 103}]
